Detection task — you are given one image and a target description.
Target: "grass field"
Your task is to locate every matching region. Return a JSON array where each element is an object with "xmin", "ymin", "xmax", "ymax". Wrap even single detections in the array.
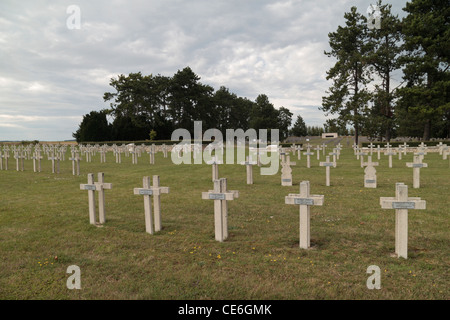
[{"xmin": 0, "ymin": 144, "xmax": 448, "ymax": 300}]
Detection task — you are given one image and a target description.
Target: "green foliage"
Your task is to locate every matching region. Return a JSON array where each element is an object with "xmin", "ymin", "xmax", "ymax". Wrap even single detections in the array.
[
  {"xmin": 89, "ymin": 67, "xmax": 294, "ymax": 142},
  {"xmin": 321, "ymin": 6, "xmax": 373, "ymax": 144},
  {"xmin": 290, "ymin": 115, "xmax": 307, "ymax": 137},
  {"xmin": 149, "ymin": 129, "xmax": 157, "ymax": 141},
  {"xmin": 397, "ymin": 0, "xmax": 450, "ymax": 140},
  {"xmin": 72, "ymin": 110, "xmax": 112, "ymax": 143}
]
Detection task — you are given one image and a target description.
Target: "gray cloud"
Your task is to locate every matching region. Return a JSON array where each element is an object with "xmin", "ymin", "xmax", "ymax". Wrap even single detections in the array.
[{"xmin": 0, "ymin": 0, "xmax": 408, "ymax": 140}]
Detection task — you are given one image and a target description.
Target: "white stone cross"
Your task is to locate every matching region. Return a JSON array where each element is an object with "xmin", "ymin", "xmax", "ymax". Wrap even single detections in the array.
[
  {"xmin": 207, "ymin": 157, "xmax": 222, "ymax": 182},
  {"xmin": 162, "ymin": 144, "xmax": 168, "ymax": 158},
  {"xmin": 241, "ymin": 156, "xmax": 257, "ymax": 184},
  {"xmin": 202, "ymin": 178, "xmax": 239, "ymax": 242},
  {"xmin": 384, "ymin": 148, "xmax": 396, "ymax": 168},
  {"xmin": 402, "ymin": 142, "xmax": 409, "ymax": 155},
  {"xmin": 99, "ymin": 147, "xmax": 107, "ymax": 163},
  {"xmin": 281, "ymin": 155, "xmax": 296, "ymax": 186},
  {"xmin": 14, "ymin": 151, "xmax": 25, "ymax": 172},
  {"xmin": 315, "ymin": 145, "xmax": 321, "ymax": 160},
  {"xmin": 134, "ymin": 175, "xmax": 169, "ymax": 234},
  {"xmin": 303, "ymin": 148, "xmax": 314, "ymax": 168},
  {"xmin": 94, "ymin": 172, "xmax": 112, "ymax": 224},
  {"xmin": 32, "ymin": 151, "xmax": 43, "ymax": 173},
  {"xmin": 48, "ymin": 153, "xmax": 60, "ymax": 174},
  {"xmin": 362, "ymin": 156, "xmax": 379, "ymax": 188},
  {"xmin": 415, "ymin": 147, "xmax": 427, "ymax": 162},
  {"xmin": 80, "ymin": 173, "xmax": 112, "ymax": 225},
  {"xmin": 148, "ymin": 144, "xmax": 156, "ymax": 164},
  {"xmin": 80, "ymin": 173, "xmax": 98, "ymax": 225},
  {"xmin": 296, "ymin": 145, "xmax": 303, "ymax": 160},
  {"xmin": 380, "ymin": 183, "xmax": 426, "ymax": 259},
  {"xmin": 319, "ymin": 156, "xmax": 336, "ymax": 186},
  {"xmin": 69, "ymin": 152, "xmax": 81, "ymax": 176},
  {"xmin": 368, "ymin": 142, "xmax": 375, "ymax": 155},
  {"xmin": 406, "ymin": 155, "xmax": 428, "ymax": 188},
  {"xmin": 2, "ymin": 151, "xmax": 10, "ymax": 170},
  {"xmin": 285, "ymin": 181, "xmax": 324, "ymax": 249},
  {"xmin": 321, "ymin": 143, "xmax": 327, "ymax": 156}
]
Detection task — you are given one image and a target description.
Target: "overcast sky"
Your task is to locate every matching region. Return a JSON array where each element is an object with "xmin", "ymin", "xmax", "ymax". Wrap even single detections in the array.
[{"xmin": 0, "ymin": 0, "xmax": 408, "ymax": 141}]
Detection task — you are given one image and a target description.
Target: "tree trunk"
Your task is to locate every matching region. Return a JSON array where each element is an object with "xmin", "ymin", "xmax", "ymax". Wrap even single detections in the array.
[
  {"xmin": 423, "ymin": 119, "xmax": 431, "ymax": 141},
  {"xmin": 385, "ymin": 126, "xmax": 391, "ymax": 143}
]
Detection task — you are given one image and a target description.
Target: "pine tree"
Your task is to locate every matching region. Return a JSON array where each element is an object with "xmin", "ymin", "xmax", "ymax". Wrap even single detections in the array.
[{"xmin": 321, "ymin": 6, "xmax": 373, "ymax": 145}]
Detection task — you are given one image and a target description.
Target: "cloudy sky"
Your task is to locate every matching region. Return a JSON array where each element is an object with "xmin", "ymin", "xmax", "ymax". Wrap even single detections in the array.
[{"xmin": 0, "ymin": 0, "xmax": 408, "ymax": 141}]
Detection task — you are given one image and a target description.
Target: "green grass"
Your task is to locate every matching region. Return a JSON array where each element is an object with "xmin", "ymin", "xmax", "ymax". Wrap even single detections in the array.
[{"xmin": 0, "ymin": 147, "xmax": 448, "ymax": 299}]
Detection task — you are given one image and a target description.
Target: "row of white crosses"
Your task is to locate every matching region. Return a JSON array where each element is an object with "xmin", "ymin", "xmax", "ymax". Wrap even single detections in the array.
[
  {"xmin": 73, "ymin": 161, "xmax": 427, "ymax": 258},
  {"xmin": 356, "ymin": 143, "xmax": 431, "ymax": 189},
  {"xmin": 282, "ymin": 179, "xmax": 426, "ymax": 258}
]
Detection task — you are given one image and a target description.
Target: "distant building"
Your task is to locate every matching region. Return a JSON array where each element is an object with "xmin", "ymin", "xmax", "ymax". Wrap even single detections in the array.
[{"xmin": 322, "ymin": 133, "xmax": 338, "ymax": 139}]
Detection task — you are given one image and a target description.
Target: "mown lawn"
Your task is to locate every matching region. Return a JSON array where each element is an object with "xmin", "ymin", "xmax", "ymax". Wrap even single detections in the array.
[{"xmin": 0, "ymin": 145, "xmax": 448, "ymax": 299}]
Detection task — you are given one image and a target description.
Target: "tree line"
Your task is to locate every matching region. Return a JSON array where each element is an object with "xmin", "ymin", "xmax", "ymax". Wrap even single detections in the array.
[
  {"xmin": 73, "ymin": 67, "xmax": 293, "ymax": 142},
  {"xmin": 321, "ymin": 0, "xmax": 449, "ymax": 144},
  {"xmin": 73, "ymin": 0, "xmax": 449, "ymax": 143}
]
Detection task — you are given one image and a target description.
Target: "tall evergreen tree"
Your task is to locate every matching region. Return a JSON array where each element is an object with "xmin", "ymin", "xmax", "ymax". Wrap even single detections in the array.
[
  {"xmin": 367, "ymin": 0, "xmax": 403, "ymax": 142},
  {"xmin": 398, "ymin": 0, "xmax": 450, "ymax": 140},
  {"xmin": 321, "ymin": 6, "xmax": 373, "ymax": 144},
  {"xmin": 290, "ymin": 115, "xmax": 307, "ymax": 137},
  {"xmin": 72, "ymin": 110, "xmax": 112, "ymax": 142}
]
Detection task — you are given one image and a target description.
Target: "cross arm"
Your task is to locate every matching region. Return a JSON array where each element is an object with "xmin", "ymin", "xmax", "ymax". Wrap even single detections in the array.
[
  {"xmin": 380, "ymin": 197, "xmax": 426, "ymax": 210},
  {"xmin": 285, "ymin": 194, "xmax": 324, "ymax": 206}
]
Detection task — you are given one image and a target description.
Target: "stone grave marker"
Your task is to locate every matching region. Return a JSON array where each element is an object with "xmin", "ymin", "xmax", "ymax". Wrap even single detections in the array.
[
  {"xmin": 48, "ymin": 152, "xmax": 60, "ymax": 174},
  {"xmin": 80, "ymin": 173, "xmax": 98, "ymax": 225},
  {"xmin": 281, "ymin": 155, "xmax": 296, "ymax": 186},
  {"xmin": 415, "ymin": 147, "xmax": 427, "ymax": 162},
  {"xmin": 207, "ymin": 157, "xmax": 222, "ymax": 182},
  {"xmin": 384, "ymin": 147, "xmax": 396, "ymax": 168},
  {"xmin": 14, "ymin": 151, "xmax": 25, "ymax": 172},
  {"xmin": 368, "ymin": 142, "xmax": 375, "ymax": 155},
  {"xmin": 402, "ymin": 142, "xmax": 409, "ymax": 156},
  {"xmin": 148, "ymin": 144, "xmax": 156, "ymax": 164},
  {"xmin": 315, "ymin": 145, "xmax": 321, "ymax": 160},
  {"xmin": 296, "ymin": 145, "xmax": 303, "ymax": 160},
  {"xmin": 285, "ymin": 181, "xmax": 324, "ymax": 249},
  {"xmin": 303, "ymin": 147, "xmax": 314, "ymax": 168},
  {"xmin": 3, "ymin": 150, "xmax": 10, "ymax": 170},
  {"xmin": 69, "ymin": 152, "xmax": 81, "ymax": 176},
  {"xmin": 328, "ymin": 148, "xmax": 338, "ymax": 165},
  {"xmin": 134, "ymin": 175, "xmax": 169, "ymax": 234},
  {"xmin": 80, "ymin": 173, "xmax": 112, "ymax": 225},
  {"xmin": 94, "ymin": 172, "xmax": 112, "ymax": 224},
  {"xmin": 162, "ymin": 144, "xmax": 168, "ymax": 158},
  {"xmin": 406, "ymin": 155, "xmax": 428, "ymax": 188},
  {"xmin": 380, "ymin": 183, "xmax": 426, "ymax": 259},
  {"xmin": 319, "ymin": 156, "xmax": 336, "ymax": 187},
  {"xmin": 32, "ymin": 150, "xmax": 43, "ymax": 173},
  {"xmin": 362, "ymin": 156, "xmax": 379, "ymax": 188},
  {"xmin": 202, "ymin": 178, "xmax": 239, "ymax": 242},
  {"xmin": 241, "ymin": 156, "xmax": 257, "ymax": 185}
]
